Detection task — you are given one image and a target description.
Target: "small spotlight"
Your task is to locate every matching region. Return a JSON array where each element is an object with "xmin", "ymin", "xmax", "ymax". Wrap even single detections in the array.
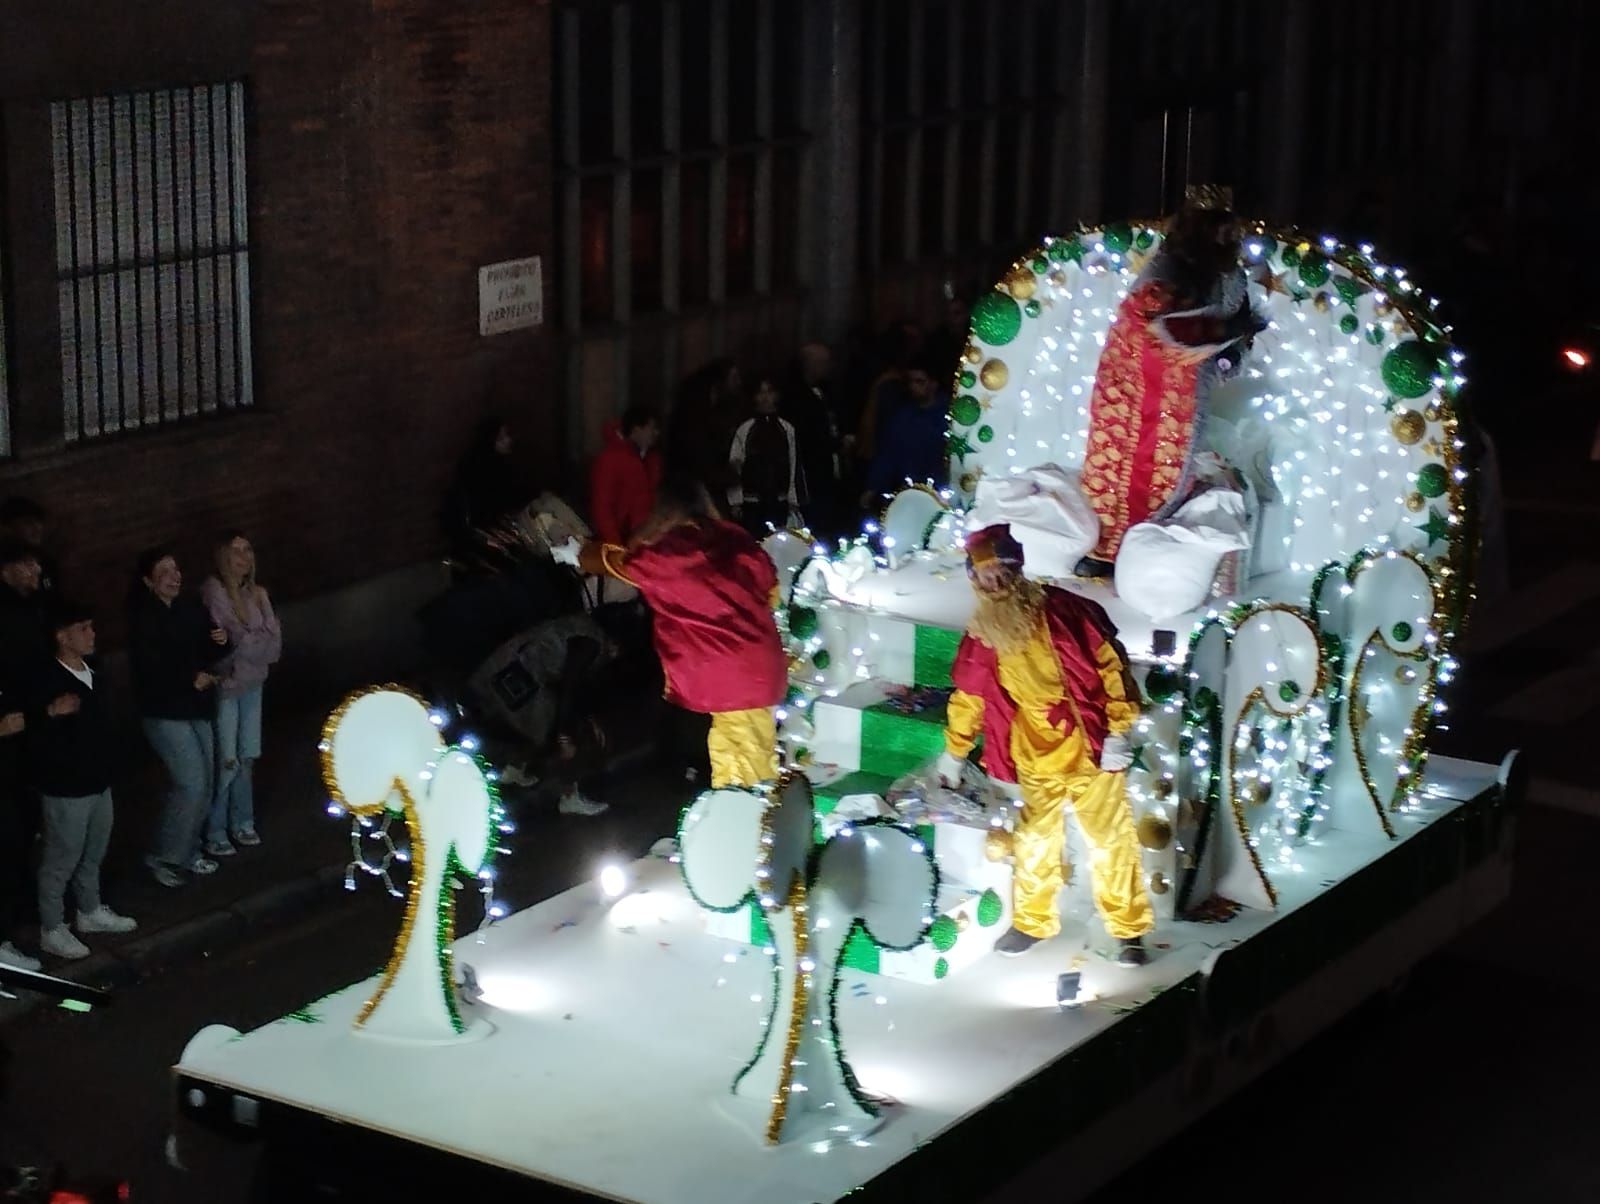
[
  {"xmin": 1056, "ymin": 971, "xmax": 1083, "ymax": 1009},
  {"xmin": 1562, "ymin": 346, "xmax": 1591, "ymax": 369},
  {"xmin": 599, "ymin": 864, "xmax": 628, "ymax": 899}
]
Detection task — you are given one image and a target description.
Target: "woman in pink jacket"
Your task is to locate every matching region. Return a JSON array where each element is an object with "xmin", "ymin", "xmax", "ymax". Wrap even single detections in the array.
[{"xmin": 200, "ymin": 532, "xmax": 282, "ymax": 854}]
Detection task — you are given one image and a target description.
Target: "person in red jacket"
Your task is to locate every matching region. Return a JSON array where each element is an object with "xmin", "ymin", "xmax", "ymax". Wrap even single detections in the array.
[
  {"xmin": 555, "ymin": 476, "xmax": 785, "ymax": 789},
  {"xmin": 589, "ymin": 404, "xmax": 663, "ymax": 546}
]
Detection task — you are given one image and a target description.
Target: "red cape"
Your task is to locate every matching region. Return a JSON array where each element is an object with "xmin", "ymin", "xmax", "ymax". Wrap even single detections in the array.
[
  {"xmin": 949, "ymin": 586, "xmax": 1133, "ymax": 783},
  {"xmin": 623, "ymin": 519, "xmax": 786, "ymax": 713}
]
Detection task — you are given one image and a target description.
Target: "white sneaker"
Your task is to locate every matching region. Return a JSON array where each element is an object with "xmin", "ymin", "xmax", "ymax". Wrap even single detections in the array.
[
  {"xmin": 76, "ymin": 906, "xmax": 138, "ymax": 935},
  {"xmin": 558, "ymin": 791, "xmax": 609, "ymax": 817},
  {"xmin": 499, "ymin": 763, "xmax": 538, "ymax": 788},
  {"xmin": 189, "ymin": 856, "xmax": 219, "ymax": 876},
  {"xmin": 40, "ymin": 925, "xmax": 90, "ymax": 961},
  {"xmin": 0, "ymin": 940, "xmax": 42, "ymax": 972}
]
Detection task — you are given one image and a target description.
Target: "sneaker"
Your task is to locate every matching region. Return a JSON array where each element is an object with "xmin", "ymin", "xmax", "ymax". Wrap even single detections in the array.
[
  {"xmin": 40, "ymin": 925, "xmax": 90, "ymax": 961},
  {"xmin": 558, "ymin": 790, "xmax": 609, "ymax": 817},
  {"xmin": 232, "ymin": 827, "xmax": 262, "ymax": 847},
  {"xmin": 204, "ymin": 839, "xmax": 237, "ymax": 858},
  {"xmin": 0, "ymin": 940, "xmax": 42, "ymax": 972},
  {"xmin": 498, "ymin": 764, "xmax": 538, "ymax": 788},
  {"xmin": 994, "ymin": 927, "xmax": 1044, "ymax": 957},
  {"xmin": 1116, "ymin": 936, "xmax": 1150, "ymax": 967},
  {"xmin": 76, "ymin": 906, "xmax": 138, "ymax": 935},
  {"xmin": 151, "ymin": 863, "xmax": 188, "ymax": 889},
  {"xmin": 188, "ymin": 856, "xmax": 219, "ymax": 876}
]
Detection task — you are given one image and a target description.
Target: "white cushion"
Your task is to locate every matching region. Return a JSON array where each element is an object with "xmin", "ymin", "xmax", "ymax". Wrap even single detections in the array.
[
  {"xmin": 1114, "ymin": 489, "xmax": 1252, "ymax": 620},
  {"xmin": 967, "ymin": 463, "xmax": 1099, "ymax": 578}
]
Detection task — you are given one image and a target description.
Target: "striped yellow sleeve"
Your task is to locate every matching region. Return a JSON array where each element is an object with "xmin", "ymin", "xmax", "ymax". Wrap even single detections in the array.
[
  {"xmin": 944, "ymin": 688, "xmax": 985, "ymax": 759},
  {"xmin": 1094, "ymin": 640, "xmax": 1139, "ymax": 734}
]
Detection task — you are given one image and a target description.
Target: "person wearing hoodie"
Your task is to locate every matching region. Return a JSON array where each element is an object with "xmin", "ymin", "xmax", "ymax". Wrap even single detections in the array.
[
  {"xmin": 553, "ymin": 475, "xmax": 785, "ymax": 790},
  {"xmin": 589, "ymin": 404, "xmax": 662, "ymax": 546},
  {"xmin": 727, "ymin": 374, "xmax": 800, "ymax": 538},
  {"xmin": 129, "ymin": 547, "xmax": 232, "ymax": 888},
  {"xmin": 201, "ymin": 532, "xmax": 282, "ymax": 856}
]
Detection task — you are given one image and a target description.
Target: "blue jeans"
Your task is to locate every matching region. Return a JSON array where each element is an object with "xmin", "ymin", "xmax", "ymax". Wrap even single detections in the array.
[
  {"xmin": 144, "ymin": 718, "xmax": 215, "ymax": 869},
  {"xmin": 209, "ymin": 686, "xmax": 263, "ymax": 843}
]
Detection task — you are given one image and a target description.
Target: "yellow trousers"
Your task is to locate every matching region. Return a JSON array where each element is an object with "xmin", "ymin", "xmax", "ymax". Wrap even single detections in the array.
[
  {"xmin": 707, "ymin": 707, "xmax": 779, "ymax": 789},
  {"xmin": 1013, "ymin": 760, "xmax": 1153, "ymax": 941}
]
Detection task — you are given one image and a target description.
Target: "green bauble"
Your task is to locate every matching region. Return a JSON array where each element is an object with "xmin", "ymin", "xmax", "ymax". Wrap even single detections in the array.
[
  {"xmin": 788, "ymin": 604, "xmax": 818, "ymax": 640},
  {"xmin": 1280, "ymin": 245, "xmax": 1301, "ymax": 268},
  {"xmin": 1415, "ymin": 461, "xmax": 1448, "ymax": 498},
  {"xmin": 1048, "ymin": 237, "xmax": 1083, "ymax": 263},
  {"xmin": 929, "ymin": 915, "xmax": 959, "ymax": 952},
  {"xmin": 1339, "ymin": 313, "xmax": 1359, "ymax": 335},
  {"xmin": 1366, "ymin": 324, "xmax": 1386, "ymax": 346},
  {"xmin": 1193, "ymin": 686, "xmax": 1219, "ymax": 714},
  {"xmin": 1382, "ymin": 339, "xmax": 1439, "ymax": 399},
  {"xmin": 1334, "ymin": 275, "xmax": 1364, "ymax": 306},
  {"xmin": 1298, "ymin": 255, "xmax": 1330, "ymax": 288},
  {"xmin": 951, "ymin": 395, "xmax": 983, "ymax": 426},
  {"xmin": 1023, "ymin": 299, "xmax": 1042, "ymax": 318},
  {"xmin": 977, "ymin": 424, "xmax": 994, "ymax": 444},
  {"xmin": 977, "ymin": 888, "xmax": 1003, "ymax": 927},
  {"xmin": 1278, "ymin": 680, "xmax": 1301, "ymax": 704},
  {"xmin": 1144, "ymin": 665, "xmax": 1182, "ymax": 703},
  {"xmin": 1391, "ymin": 621, "xmax": 1413, "ymax": 644},
  {"xmin": 1135, "ymin": 228, "xmax": 1155, "ymax": 250},
  {"xmin": 971, "ymin": 292, "xmax": 1023, "ymax": 345},
  {"xmin": 934, "ymin": 957, "xmax": 949, "ymax": 980},
  {"xmin": 959, "ymin": 370, "xmax": 976, "ymax": 389},
  {"xmin": 1102, "ymin": 221, "xmax": 1133, "ymax": 253},
  {"xmin": 1031, "ymin": 255, "xmax": 1049, "ymax": 273},
  {"xmin": 812, "ymin": 649, "xmax": 831, "ymax": 670}
]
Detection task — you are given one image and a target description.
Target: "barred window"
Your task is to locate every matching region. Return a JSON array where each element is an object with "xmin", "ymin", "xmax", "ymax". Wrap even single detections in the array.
[{"xmin": 51, "ymin": 82, "xmax": 253, "ymax": 442}]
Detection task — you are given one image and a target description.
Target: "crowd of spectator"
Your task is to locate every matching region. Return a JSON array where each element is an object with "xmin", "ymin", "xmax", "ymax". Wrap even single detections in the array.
[{"xmin": 0, "ymin": 502, "xmax": 281, "ymax": 969}]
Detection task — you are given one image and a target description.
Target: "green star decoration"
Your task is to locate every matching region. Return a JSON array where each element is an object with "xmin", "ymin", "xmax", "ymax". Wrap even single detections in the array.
[
  {"xmin": 1129, "ymin": 743, "xmax": 1150, "ymax": 773},
  {"xmin": 1383, "ymin": 396, "xmax": 1398, "ymax": 413},
  {"xmin": 1418, "ymin": 507, "xmax": 1450, "ymax": 546},
  {"xmin": 947, "ymin": 432, "xmax": 975, "ymax": 462}
]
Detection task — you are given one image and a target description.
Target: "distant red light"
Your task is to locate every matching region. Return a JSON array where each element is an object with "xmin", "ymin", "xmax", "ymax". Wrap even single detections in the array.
[
  {"xmin": 46, "ymin": 1192, "xmax": 92, "ymax": 1204},
  {"xmin": 1563, "ymin": 346, "xmax": 1591, "ymax": 368}
]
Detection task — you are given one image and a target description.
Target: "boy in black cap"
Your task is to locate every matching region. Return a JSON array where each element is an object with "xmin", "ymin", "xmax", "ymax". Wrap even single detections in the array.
[{"xmin": 30, "ymin": 601, "xmax": 136, "ymax": 960}]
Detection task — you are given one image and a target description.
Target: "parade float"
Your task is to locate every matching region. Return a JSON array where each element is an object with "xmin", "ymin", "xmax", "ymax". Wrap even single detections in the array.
[{"xmin": 173, "ymin": 224, "xmax": 1519, "ymax": 1203}]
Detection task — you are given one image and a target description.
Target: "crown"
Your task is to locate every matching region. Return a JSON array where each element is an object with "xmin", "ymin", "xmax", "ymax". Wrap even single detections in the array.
[{"xmin": 1183, "ymin": 183, "xmax": 1234, "ymax": 212}]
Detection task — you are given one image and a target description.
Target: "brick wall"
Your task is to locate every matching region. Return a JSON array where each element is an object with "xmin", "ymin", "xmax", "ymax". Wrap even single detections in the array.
[{"xmin": 0, "ymin": 0, "xmax": 556, "ymax": 642}]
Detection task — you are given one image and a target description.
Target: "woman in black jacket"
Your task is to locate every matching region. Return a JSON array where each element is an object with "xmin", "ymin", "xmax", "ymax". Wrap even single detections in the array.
[{"xmin": 129, "ymin": 547, "xmax": 231, "ymax": 888}]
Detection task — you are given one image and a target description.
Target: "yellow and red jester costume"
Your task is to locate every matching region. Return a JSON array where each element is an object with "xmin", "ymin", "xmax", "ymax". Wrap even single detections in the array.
[
  {"xmin": 579, "ymin": 515, "xmax": 786, "ymax": 789},
  {"xmin": 943, "ymin": 527, "xmax": 1153, "ymax": 948}
]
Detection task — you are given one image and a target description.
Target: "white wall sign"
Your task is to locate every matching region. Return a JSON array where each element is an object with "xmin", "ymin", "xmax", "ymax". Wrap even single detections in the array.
[{"xmin": 478, "ymin": 257, "xmax": 543, "ymax": 336}]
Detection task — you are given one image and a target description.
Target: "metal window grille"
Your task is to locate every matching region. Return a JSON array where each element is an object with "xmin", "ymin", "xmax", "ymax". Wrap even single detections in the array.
[{"xmin": 51, "ymin": 82, "xmax": 252, "ymax": 442}]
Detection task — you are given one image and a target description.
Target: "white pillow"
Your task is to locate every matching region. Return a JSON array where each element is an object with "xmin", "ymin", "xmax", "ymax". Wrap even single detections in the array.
[
  {"xmin": 967, "ymin": 463, "xmax": 1099, "ymax": 578},
  {"xmin": 1115, "ymin": 489, "xmax": 1252, "ymax": 620}
]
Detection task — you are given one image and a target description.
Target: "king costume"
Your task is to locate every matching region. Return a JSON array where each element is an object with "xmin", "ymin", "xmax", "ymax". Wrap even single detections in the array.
[
  {"xmin": 940, "ymin": 525, "xmax": 1153, "ymax": 960},
  {"xmin": 578, "ymin": 516, "xmax": 786, "ymax": 790}
]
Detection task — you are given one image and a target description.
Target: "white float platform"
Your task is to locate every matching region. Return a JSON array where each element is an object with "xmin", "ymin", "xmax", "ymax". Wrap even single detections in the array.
[{"xmin": 175, "ymin": 754, "xmax": 1512, "ymax": 1203}]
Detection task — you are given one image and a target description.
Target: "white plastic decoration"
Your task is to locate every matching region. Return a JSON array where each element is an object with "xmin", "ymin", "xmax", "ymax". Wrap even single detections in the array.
[
  {"xmin": 679, "ymin": 776, "xmax": 938, "ymax": 1146},
  {"xmin": 1316, "ymin": 552, "xmax": 1438, "ymax": 836},
  {"xmin": 878, "ymin": 485, "xmax": 949, "ymax": 561},
  {"xmin": 320, "ymin": 686, "xmax": 498, "ymax": 1042},
  {"xmin": 761, "ymin": 529, "xmax": 814, "ymax": 602},
  {"xmin": 1178, "ymin": 604, "xmax": 1321, "ymax": 911}
]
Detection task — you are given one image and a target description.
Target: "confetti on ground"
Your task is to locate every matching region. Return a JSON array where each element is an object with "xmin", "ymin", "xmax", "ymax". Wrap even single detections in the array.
[{"xmin": 552, "ymin": 919, "xmax": 577, "ymax": 932}]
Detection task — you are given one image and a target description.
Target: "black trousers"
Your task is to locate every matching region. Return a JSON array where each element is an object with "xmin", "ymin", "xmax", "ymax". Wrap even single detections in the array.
[{"xmin": 0, "ymin": 784, "xmax": 38, "ymax": 936}]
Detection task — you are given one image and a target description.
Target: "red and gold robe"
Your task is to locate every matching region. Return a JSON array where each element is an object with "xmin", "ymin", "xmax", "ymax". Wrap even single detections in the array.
[{"xmin": 1080, "ymin": 273, "xmax": 1243, "ymax": 560}]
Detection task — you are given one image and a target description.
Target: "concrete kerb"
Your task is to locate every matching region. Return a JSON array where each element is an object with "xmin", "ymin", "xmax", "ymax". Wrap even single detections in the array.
[{"xmin": 0, "ymin": 862, "xmax": 348, "ymax": 1026}]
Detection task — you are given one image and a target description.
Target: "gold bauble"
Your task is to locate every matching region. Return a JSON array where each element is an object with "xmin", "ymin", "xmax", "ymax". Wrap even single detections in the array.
[
  {"xmin": 983, "ymin": 828, "xmax": 1013, "ymax": 862},
  {"xmin": 1389, "ymin": 410, "xmax": 1426, "ymax": 445},
  {"xmin": 1136, "ymin": 812, "xmax": 1173, "ymax": 850},
  {"xmin": 1240, "ymin": 780, "xmax": 1270, "ymax": 807},
  {"xmin": 1394, "ymin": 665, "xmax": 1418, "ymax": 686},
  {"xmin": 1149, "ymin": 871, "xmax": 1170, "ymax": 896},
  {"xmin": 1047, "ymin": 268, "xmax": 1068, "ymax": 287},
  {"xmin": 963, "ymin": 343, "xmax": 983, "ymax": 364},
  {"xmin": 978, "ymin": 359, "xmax": 1009, "ymax": 391},
  {"xmin": 1152, "ymin": 777, "xmax": 1173, "ymax": 800},
  {"xmin": 1312, "ymin": 292, "xmax": 1331, "ymax": 313},
  {"xmin": 1374, "ymin": 297, "xmax": 1393, "ymax": 317},
  {"xmin": 1424, "ymin": 402, "xmax": 1443, "ymax": 421},
  {"xmin": 959, "ymin": 472, "xmax": 978, "ymax": 492},
  {"xmin": 1005, "ymin": 268, "xmax": 1036, "ymax": 300},
  {"xmin": 1405, "ymin": 492, "xmax": 1425, "ymax": 512}
]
